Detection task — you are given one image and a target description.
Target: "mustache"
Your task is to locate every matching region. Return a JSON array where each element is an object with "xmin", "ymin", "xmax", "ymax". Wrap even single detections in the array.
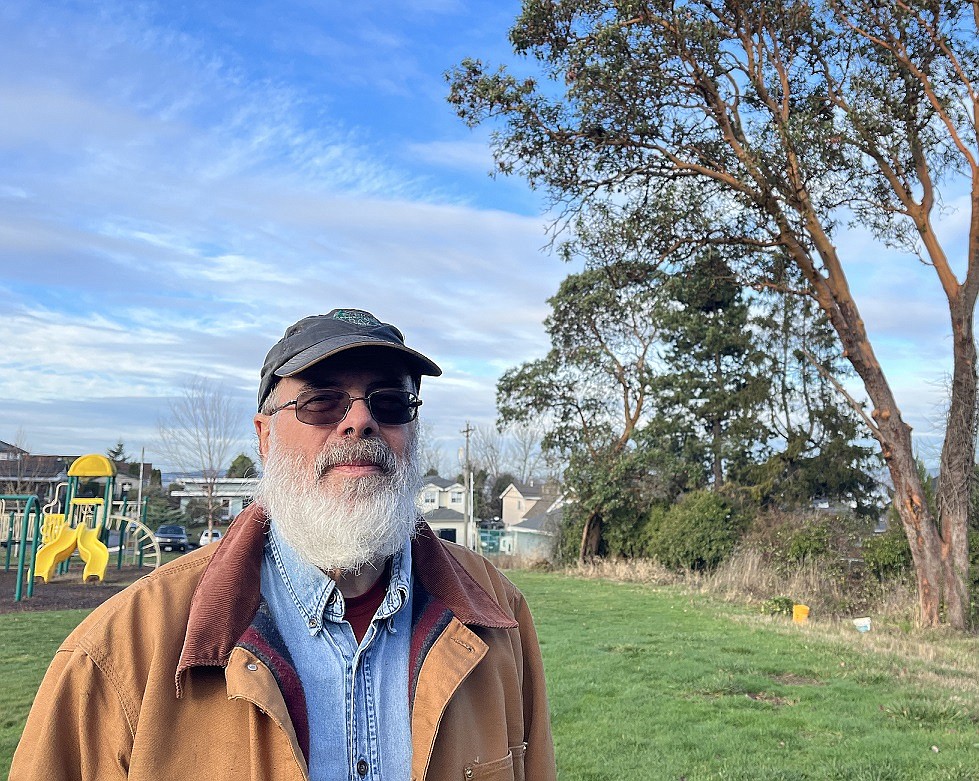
[{"xmin": 313, "ymin": 438, "xmax": 398, "ymax": 477}]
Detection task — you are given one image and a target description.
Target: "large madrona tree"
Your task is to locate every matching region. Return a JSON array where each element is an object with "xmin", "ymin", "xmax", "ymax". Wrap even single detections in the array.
[{"xmin": 449, "ymin": 0, "xmax": 979, "ymax": 626}]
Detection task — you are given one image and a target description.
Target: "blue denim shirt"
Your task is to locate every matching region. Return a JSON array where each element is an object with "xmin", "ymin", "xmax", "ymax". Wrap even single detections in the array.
[{"xmin": 260, "ymin": 523, "xmax": 413, "ymax": 781}]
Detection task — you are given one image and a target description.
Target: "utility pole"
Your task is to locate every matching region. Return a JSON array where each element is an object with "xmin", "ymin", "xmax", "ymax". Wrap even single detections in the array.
[{"xmin": 461, "ymin": 421, "xmax": 474, "ymax": 549}]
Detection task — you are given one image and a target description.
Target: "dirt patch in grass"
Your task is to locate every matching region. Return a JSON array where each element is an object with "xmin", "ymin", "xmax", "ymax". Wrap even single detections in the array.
[
  {"xmin": 772, "ymin": 672, "xmax": 821, "ymax": 686},
  {"xmin": 0, "ymin": 565, "xmax": 147, "ymax": 614}
]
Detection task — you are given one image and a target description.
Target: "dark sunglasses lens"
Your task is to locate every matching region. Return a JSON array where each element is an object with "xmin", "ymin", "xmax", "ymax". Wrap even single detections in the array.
[
  {"xmin": 296, "ymin": 390, "xmax": 349, "ymax": 425},
  {"xmin": 368, "ymin": 391, "xmax": 416, "ymax": 425}
]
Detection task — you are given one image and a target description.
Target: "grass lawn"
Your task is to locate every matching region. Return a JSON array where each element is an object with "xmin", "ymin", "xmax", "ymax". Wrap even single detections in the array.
[
  {"xmin": 508, "ymin": 571, "xmax": 979, "ymax": 781},
  {"xmin": 4, "ymin": 573, "xmax": 979, "ymax": 779},
  {"xmin": 1, "ymin": 609, "xmax": 89, "ymax": 775}
]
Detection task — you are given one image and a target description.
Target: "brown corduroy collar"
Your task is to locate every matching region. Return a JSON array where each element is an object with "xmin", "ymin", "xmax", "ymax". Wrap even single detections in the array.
[{"xmin": 176, "ymin": 503, "xmax": 516, "ymax": 691}]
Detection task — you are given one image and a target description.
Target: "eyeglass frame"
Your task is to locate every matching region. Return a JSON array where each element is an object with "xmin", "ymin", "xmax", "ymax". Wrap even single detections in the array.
[{"xmin": 265, "ymin": 387, "xmax": 423, "ymax": 426}]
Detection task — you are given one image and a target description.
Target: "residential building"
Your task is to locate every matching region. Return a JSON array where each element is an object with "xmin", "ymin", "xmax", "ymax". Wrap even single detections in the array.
[
  {"xmin": 169, "ymin": 477, "xmax": 257, "ymax": 522},
  {"xmin": 502, "ymin": 502, "xmax": 564, "ymax": 560},
  {"xmin": 498, "ymin": 478, "xmax": 562, "ymax": 527},
  {"xmin": 422, "ymin": 507, "xmax": 471, "ymax": 546},
  {"xmin": 419, "ymin": 475, "xmax": 467, "ymax": 514},
  {"xmin": 418, "ymin": 475, "xmax": 476, "ymax": 548}
]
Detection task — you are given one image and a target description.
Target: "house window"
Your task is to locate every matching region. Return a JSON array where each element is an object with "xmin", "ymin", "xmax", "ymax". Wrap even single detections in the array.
[
  {"xmin": 424, "ymin": 492, "xmax": 437, "ymax": 505},
  {"xmin": 450, "ymin": 491, "xmax": 463, "ymax": 504},
  {"xmin": 437, "ymin": 528, "xmax": 457, "ymax": 543}
]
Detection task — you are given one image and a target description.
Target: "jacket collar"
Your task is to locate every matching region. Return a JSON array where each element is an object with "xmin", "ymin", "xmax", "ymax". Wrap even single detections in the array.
[{"xmin": 177, "ymin": 503, "xmax": 516, "ymax": 684}]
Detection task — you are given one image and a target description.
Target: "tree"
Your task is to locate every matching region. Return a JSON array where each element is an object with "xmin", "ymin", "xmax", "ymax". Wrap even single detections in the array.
[
  {"xmin": 158, "ymin": 377, "xmax": 243, "ymax": 535},
  {"xmin": 748, "ymin": 262, "xmax": 882, "ymax": 514},
  {"xmin": 450, "ymin": 0, "xmax": 979, "ymax": 627},
  {"xmin": 506, "ymin": 423, "xmax": 547, "ymax": 482},
  {"xmin": 417, "ymin": 422, "xmax": 448, "ymax": 478},
  {"xmin": 497, "ymin": 259, "xmax": 668, "ymax": 560},
  {"xmin": 656, "ymin": 251, "xmax": 770, "ymax": 488},
  {"xmin": 106, "ymin": 440, "xmax": 130, "ymax": 465},
  {"xmin": 226, "ymin": 453, "xmax": 257, "ymax": 479}
]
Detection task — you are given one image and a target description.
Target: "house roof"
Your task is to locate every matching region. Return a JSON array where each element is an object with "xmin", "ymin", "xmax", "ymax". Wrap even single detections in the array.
[
  {"xmin": 421, "ymin": 475, "xmax": 462, "ymax": 490},
  {"xmin": 423, "ymin": 507, "xmax": 466, "ymax": 522},
  {"xmin": 0, "ymin": 440, "xmax": 29, "ymax": 457},
  {"xmin": 513, "ymin": 504, "xmax": 563, "ymax": 535},
  {"xmin": 498, "ymin": 478, "xmax": 560, "ymax": 501},
  {"xmin": 0, "ymin": 455, "xmax": 72, "ymax": 481}
]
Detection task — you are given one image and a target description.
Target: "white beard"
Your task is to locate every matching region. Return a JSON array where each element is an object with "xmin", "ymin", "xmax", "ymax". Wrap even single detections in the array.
[{"xmin": 255, "ymin": 428, "xmax": 422, "ymax": 573}]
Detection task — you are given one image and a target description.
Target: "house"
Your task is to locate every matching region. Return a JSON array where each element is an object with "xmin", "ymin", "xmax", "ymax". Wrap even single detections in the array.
[
  {"xmin": 503, "ymin": 502, "xmax": 564, "ymax": 560},
  {"xmin": 422, "ymin": 506, "xmax": 474, "ymax": 547},
  {"xmin": 418, "ymin": 475, "xmax": 476, "ymax": 549},
  {"xmin": 498, "ymin": 479, "xmax": 561, "ymax": 527},
  {"xmin": 418, "ymin": 475, "xmax": 467, "ymax": 514},
  {"xmin": 169, "ymin": 477, "xmax": 258, "ymax": 522}
]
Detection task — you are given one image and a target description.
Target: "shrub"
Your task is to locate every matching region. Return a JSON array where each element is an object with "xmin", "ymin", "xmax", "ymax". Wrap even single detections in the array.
[
  {"xmin": 861, "ymin": 525, "xmax": 911, "ymax": 580},
  {"xmin": 786, "ymin": 522, "xmax": 832, "ymax": 561},
  {"xmin": 645, "ymin": 490, "xmax": 742, "ymax": 571},
  {"xmin": 760, "ymin": 596, "xmax": 795, "ymax": 616}
]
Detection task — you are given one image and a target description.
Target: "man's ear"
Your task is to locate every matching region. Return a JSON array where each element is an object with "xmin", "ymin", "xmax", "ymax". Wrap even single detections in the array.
[{"xmin": 254, "ymin": 414, "xmax": 271, "ymax": 461}]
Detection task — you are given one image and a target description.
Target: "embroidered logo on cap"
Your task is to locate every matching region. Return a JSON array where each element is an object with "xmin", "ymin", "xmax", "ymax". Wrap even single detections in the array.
[{"xmin": 330, "ymin": 309, "xmax": 382, "ymax": 328}]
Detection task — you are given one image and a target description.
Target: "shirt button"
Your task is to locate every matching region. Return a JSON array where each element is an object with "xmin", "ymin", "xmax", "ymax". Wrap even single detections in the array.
[
  {"xmin": 246, "ymin": 663, "xmax": 258, "ymax": 671},
  {"xmin": 357, "ymin": 759, "xmax": 369, "ymax": 776}
]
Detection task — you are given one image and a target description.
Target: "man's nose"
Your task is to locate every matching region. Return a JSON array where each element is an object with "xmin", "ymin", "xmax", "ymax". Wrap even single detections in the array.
[{"xmin": 341, "ymin": 395, "xmax": 375, "ymax": 437}]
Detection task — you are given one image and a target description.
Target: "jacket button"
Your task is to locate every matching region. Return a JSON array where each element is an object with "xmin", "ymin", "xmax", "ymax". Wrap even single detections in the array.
[{"xmin": 357, "ymin": 759, "xmax": 369, "ymax": 776}]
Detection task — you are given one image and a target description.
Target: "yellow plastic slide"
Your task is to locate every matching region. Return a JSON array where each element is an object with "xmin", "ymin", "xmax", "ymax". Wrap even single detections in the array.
[
  {"xmin": 34, "ymin": 523, "xmax": 78, "ymax": 583},
  {"xmin": 76, "ymin": 524, "xmax": 109, "ymax": 582}
]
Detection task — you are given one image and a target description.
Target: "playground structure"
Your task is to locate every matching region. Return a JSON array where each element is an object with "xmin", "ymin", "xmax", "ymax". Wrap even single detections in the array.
[{"xmin": 3, "ymin": 453, "xmax": 161, "ymax": 602}]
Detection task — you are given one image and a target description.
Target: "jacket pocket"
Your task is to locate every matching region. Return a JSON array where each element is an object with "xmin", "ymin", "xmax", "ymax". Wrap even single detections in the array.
[{"xmin": 465, "ymin": 744, "xmax": 526, "ymax": 781}]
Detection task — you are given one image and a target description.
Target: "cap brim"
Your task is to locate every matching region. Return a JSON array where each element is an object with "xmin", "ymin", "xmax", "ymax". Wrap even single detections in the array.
[{"xmin": 275, "ymin": 336, "xmax": 442, "ymax": 378}]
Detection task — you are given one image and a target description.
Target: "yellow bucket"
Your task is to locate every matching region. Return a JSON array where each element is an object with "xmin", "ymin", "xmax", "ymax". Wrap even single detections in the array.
[{"xmin": 792, "ymin": 604, "xmax": 810, "ymax": 624}]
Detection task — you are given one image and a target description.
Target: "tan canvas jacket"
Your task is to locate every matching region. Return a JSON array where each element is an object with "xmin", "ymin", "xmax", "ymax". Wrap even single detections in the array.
[{"xmin": 9, "ymin": 506, "xmax": 556, "ymax": 781}]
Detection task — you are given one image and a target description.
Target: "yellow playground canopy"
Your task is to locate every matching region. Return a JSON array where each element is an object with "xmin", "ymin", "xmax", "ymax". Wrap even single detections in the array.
[{"xmin": 67, "ymin": 454, "xmax": 117, "ymax": 479}]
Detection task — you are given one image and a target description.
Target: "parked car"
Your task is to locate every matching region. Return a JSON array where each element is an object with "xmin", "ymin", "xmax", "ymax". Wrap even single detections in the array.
[
  {"xmin": 155, "ymin": 524, "xmax": 189, "ymax": 552},
  {"xmin": 199, "ymin": 529, "xmax": 223, "ymax": 546}
]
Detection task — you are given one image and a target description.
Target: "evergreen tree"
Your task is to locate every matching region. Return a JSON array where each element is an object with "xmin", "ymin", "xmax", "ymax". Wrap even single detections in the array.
[
  {"xmin": 226, "ymin": 453, "xmax": 257, "ymax": 478},
  {"xmin": 656, "ymin": 252, "xmax": 769, "ymax": 489},
  {"xmin": 748, "ymin": 269, "xmax": 881, "ymax": 514}
]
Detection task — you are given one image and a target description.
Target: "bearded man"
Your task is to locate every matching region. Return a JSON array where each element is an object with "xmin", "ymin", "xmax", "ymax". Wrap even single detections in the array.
[{"xmin": 10, "ymin": 309, "xmax": 556, "ymax": 781}]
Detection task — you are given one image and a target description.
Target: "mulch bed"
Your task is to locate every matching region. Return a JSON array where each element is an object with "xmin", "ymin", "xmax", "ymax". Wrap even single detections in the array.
[{"xmin": 0, "ymin": 565, "xmax": 148, "ymax": 614}]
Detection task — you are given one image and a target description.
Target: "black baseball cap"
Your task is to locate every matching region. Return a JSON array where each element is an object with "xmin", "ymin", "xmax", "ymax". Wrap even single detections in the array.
[{"xmin": 258, "ymin": 309, "xmax": 442, "ymax": 410}]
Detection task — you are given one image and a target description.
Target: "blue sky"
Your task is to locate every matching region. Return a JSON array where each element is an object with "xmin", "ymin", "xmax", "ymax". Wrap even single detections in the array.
[{"xmin": 0, "ymin": 0, "xmax": 963, "ymax": 471}]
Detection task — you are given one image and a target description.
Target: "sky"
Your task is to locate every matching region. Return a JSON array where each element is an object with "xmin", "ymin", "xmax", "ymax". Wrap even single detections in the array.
[{"xmin": 0, "ymin": 0, "xmax": 966, "ymax": 473}]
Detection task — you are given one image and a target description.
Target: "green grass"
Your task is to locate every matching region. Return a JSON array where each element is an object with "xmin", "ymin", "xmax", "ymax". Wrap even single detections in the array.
[
  {"xmin": 507, "ymin": 571, "xmax": 979, "ymax": 781},
  {"xmin": 1, "ymin": 610, "xmax": 89, "ymax": 774},
  {"xmin": 5, "ymin": 574, "xmax": 979, "ymax": 779}
]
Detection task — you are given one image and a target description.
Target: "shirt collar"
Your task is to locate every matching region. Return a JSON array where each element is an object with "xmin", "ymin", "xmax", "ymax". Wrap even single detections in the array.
[
  {"xmin": 265, "ymin": 521, "xmax": 412, "ymax": 633},
  {"xmin": 176, "ymin": 505, "xmax": 517, "ymax": 694}
]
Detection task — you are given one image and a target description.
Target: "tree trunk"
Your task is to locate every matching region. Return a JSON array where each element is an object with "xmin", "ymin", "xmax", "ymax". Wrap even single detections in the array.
[
  {"xmin": 793, "ymin": 238, "xmax": 946, "ymax": 625},
  {"xmin": 711, "ymin": 354, "xmax": 724, "ymax": 489},
  {"xmin": 711, "ymin": 417, "xmax": 723, "ymax": 490},
  {"xmin": 835, "ymin": 311, "xmax": 945, "ymax": 626},
  {"xmin": 936, "ymin": 300, "xmax": 977, "ymax": 629},
  {"xmin": 883, "ymin": 425, "xmax": 944, "ymax": 626},
  {"xmin": 578, "ymin": 512, "xmax": 602, "ymax": 563}
]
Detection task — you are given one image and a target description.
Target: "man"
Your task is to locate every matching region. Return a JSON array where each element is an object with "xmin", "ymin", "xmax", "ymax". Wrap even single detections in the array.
[{"xmin": 11, "ymin": 308, "xmax": 556, "ymax": 781}]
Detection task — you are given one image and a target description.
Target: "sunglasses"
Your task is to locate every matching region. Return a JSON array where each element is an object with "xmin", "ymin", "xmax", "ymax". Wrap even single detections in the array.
[{"xmin": 268, "ymin": 387, "xmax": 422, "ymax": 426}]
